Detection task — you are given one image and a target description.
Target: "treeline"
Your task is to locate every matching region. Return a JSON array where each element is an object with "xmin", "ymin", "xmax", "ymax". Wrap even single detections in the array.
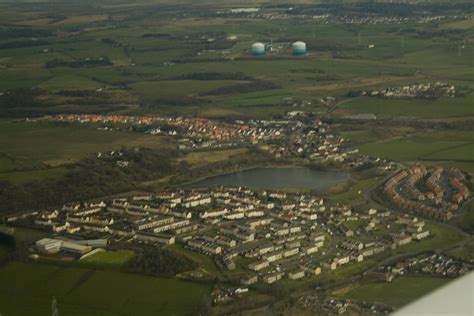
[
  {"xmin": 56, "ymin": 90, "xmax": 100, "ymax": 97},
  {"xmin": 0, "ymin": 147, "xmax": 175, "ymax": 214},
  {"xmin": 125, "ymin": 247, "xmax": 197, "ymax": 276},
  {"xmin": 0, "ymin": 39, "xmax": 49, "ymax": 50},
  {"xmin": 140, "ymin": 96, "xmax": 210, "ymax": 107},
  {"xmin": 169, "ymin": 72, "xmax": 253, "ymax": 81},
  {"xmin": 0, "ymin": 88, "xmax": 123, "ymax": 118},
  {"xmin": 0, "ymin": 233, "xmax": 28, "ymax": 267},
  {"xmin": 459, "ymin": 200, "xmax": 474, "ymax": 234},
  {"xmin": 0, "ymin": 28, "xmax": 53, "ymax": 40},
  {"xmin": 45, "ymin": 57, "xmax": 112, "ymax": 68},
  {"xmin": 0, "ymin": 88, "xmax": 44, "ymax": 108},
  {"xmin": 101, "ymin": 38, "xmax": 122, "ymax": 47},
  {"xmin": 142, "ymin": 33, "xmax": 172, "ymax": 38},
  {"xmin": 201, "ymin": 80, "xmax": 281, "ymax": 96},
  {"xmin": 415, "ymin": 29, "xmax": 468, "ymax": 41}
]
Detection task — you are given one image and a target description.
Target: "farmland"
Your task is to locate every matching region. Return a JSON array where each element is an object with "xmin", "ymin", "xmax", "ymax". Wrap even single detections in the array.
[
  {"xmin": 0, "ymin": 262, "xmax": 211, "ymax": 316},
  {"xmin": 0, "ymin": 1, "xmax": 473, "ymax": 119},
  {"xmin": 336, "ymin": 94, "xmax": 474, "ymax": 119},
  {"xmin": 333, "ymin": 276, "xmax": 451, "ymax": 307},
  {"xmin": 0, "ymin": 121, "xmax": 172, "ymax": 182}
]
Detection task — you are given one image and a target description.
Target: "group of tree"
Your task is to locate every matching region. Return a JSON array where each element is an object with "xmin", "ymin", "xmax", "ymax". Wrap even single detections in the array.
[
  {"xmin": 45, "ymin": 57, "xmax": 112, "ymax": 68},
  {"xmin": 171, "ymin": 147, "xmax": 274, "ymax": 184},
  {"xmin": 140, "ymin": 96, "xmax": 209, "ymax": 108},
  {"xmin": 201, "ymin": 80, "xmax": 281, "ymax": 96},
  {"xmin": 0, "ymin": 147, "xmax": 175, "ymax": 214},
  {"xmin": 169, "ymin": 72, "xmax": 253, "ymax": 81},
  {"xmin": 124, "ymin": 246, "xmax": 197, "ymax": 276},
  {"xmin": 0, "ymin": 28, "xmax": 53, "ymax": 40},
  {"xmin": 0, "ymin": 39, "xmax": 49, "ymax": 50},
  {"xmin": 0, "ymin": 233, "xmax": 28, "ymax": 267}
]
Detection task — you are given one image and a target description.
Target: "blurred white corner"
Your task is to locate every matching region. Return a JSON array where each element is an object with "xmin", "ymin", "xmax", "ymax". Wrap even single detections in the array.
[{"xmin": 392, "ymin": 272, "xmax": 474, "ymax": 316}]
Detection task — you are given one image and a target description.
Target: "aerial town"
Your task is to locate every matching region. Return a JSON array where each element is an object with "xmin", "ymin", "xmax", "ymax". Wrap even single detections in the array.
[
  {"xmin": 1, "ymin": 0, "xmax": 473, "ymax": 314},
  {"xmin": 7, "ymin": 185, "xmax": 472, "ymax": 288},
  {"xmin": 30, "ymin": 113, "xmax": 398, "ymax": 170}
]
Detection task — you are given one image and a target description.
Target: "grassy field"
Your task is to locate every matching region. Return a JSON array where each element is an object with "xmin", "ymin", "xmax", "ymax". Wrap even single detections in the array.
[
  {"xmin": 167, "ymin": 244, "xmax": 222, "ymax": 278},
  {"xmin": 178, "ymin": 148, "xmax": 248, "ymax": 167},
  {"xmin": 356, "ymin": 129, "xmax": 474, "ymax": 161},
  {"xmin": 327, "ymin": 176, "xmax": 380, "ymax": 204},
  {"xmin": 80, "ymin": 250, "xmax": 135, "ymax": 268},
  {"xmin": 333, "ymin": 276, "xmax": 452, "ymax": 307},
  {"xmin": 336, "ymin": 95, "xmax": 474, "ymax": 119},
  {"xmin": 0, "ymin": 166, "xmax": 72, "ymax": 185},
  {"xmin": 444, "ymin": 240, "xmax": 474, "ymax": 262},
  {"xmin": 0, "ymin": 262, "xmax": 211, "ymax": 316},
  {"xmin": 0, "ymin": 121, "xmax": 171, "ymax": 176},
  {"xmin": 357, "ymin": 138, "xmax": 469, "ymax": 162},
  {"xmin": 393, "ymin": 222, "xmax": 465, "ymax": 255}
]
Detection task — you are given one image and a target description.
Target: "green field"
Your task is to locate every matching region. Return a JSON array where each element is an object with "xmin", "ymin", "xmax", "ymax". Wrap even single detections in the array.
[
  {"xmin": 337, "ymin": 95, "xmax": 474, "ymax": 119},
  {"xmin": 334, "ymin": 276, "xmax": 452, "ymax": 307},
  {"xmin": 0, "ymin": 262, "xmax": 211, "ymax": 316},
  {"xmin": 0, "ymin": 121, "xmax": 171, "ymax": 177},
  {"xmin": 178, "ymin": 148, "xmax": 248, "ymax": 167},
  {"xmin": 327, "ymin": 176, "xmax": 380, "ymax": 204},
  {"xmin": 394, "ymin": 222, "xmax": 465, "ymax": 255},
  {"xmin": 357, "ymin": 138, "xmax": 469, "ymax": 162},
  {"xmin": 167, "ymin": 244, "xmax": 221, "ymax": 277},
  {"xmin": 355, "ymin": 129, "xmax": 474, "ymax": 162},
  {"xmin": 444, "ymin": 239, "xmax": 474, "ymax": 262},
  {"xmin": 80, "ymin": 250, "xmax": 135, "ymax": 268},
  {"xmin": 1, "ymin": 1, "xmax": 472, "ymax": 118}
]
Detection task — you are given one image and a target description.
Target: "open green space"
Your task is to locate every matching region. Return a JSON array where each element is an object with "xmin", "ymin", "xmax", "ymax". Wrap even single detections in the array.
[
  {"xmin": 80, "ymin": 250, "xmax": 135, "ymax": 268},
  {"xmin": 167, "ymin": 244, "xmax": 221, "ymax": 277},
  {"xmin": 394, "ymin": 222, "xmax": 465, "ymax": 255},
  {"xmin": 334, "ymin": 276, "xmax": 452, "ymax": 307},
  {"xmin": 0, "ymin": 167, "xmax": 71, "ymax": 185},
  {"xmin": 0, "ymin": 121, "xmax": 170, "ymax": 173},
  {"xmin": 0, "ymin": 262, "xmax": 211, "ymax": 316},
  {"xmin": 337, "ymin": 95, "xmax": 474, "ymax": 119},
  {"xmin": 178, "ymin": 148, "xmax": 249, "ymax": 167},
  {"xmin": 358, "ymin": 138, "xmax": 469, "ymax": 162},
  {"xmin": 444, "ymin": 239, "xmax": 474, "ymax": 262},
  {"xmin": 328, "ymin": 176, "xmax": 380, "ymax": 204},
  {"xmin": 356, "ymin": 129, "xmax": 474, "ymax": 163}
]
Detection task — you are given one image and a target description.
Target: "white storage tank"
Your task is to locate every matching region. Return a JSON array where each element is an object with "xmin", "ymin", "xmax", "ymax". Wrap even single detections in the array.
[
  {"xmin": 251, "ymin": 42, "xmax": 265, "ymax": 56},
  {"xmin": 292, "ymin": 41, "xmax": 307, "ymax": 56}
]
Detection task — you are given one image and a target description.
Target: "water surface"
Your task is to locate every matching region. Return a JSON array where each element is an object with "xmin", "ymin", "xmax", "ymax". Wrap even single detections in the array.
[{"xmin": 192, "ymin": 167, "xmax": 350, "ymax": 191}]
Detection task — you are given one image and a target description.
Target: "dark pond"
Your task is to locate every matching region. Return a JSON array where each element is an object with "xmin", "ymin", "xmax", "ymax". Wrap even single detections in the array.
[{"xmin": 191, "ymin": 167, "xmax": 350, "ymax": 191}]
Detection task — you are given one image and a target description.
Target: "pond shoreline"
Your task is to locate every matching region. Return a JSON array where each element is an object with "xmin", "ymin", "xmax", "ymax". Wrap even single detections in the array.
[{"xmin": 188, "ymin": 165, "xmax": 351, "ymax": 192}]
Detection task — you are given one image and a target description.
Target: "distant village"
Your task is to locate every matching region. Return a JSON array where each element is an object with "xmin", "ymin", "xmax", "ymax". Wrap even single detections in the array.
[
  {"xmin": 30, "ymin": 113, "xmax": 395, "ymax": 170},
  {"xmin": 362, "ymin": 82, "xmax": 459, "ymax": 99},
  {"xmin": 217, "ymin": 8, "xmax": 468, "ymax": 26}
]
